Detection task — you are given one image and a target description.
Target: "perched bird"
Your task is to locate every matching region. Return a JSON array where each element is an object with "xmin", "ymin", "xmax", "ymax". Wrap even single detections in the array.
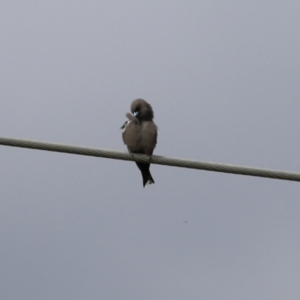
[{"xmin": 121, "ymin": 99, "xmax": 158, "ymax": 187}]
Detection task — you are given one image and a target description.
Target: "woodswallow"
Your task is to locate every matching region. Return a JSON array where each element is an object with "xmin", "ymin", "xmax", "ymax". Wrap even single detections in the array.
[{"xmin": 121, "ymin": 99, "xmax": 158, "ymax": 187}]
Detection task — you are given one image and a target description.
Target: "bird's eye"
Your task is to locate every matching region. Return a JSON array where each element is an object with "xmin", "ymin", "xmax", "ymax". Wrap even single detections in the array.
[{"xmin": 133, "ymin": 111, "xmax": 139, "ymax": 117}]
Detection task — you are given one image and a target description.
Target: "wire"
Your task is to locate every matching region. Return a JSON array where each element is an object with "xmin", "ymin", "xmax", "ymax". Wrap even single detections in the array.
[{"xmin": 0, "ymin": 136, "xmax": 299, "ymax": 182}]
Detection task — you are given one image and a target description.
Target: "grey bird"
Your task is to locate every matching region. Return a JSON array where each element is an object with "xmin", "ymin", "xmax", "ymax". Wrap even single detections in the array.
[{"xmin": 121, "ymin": 99, "xmax": 158, "ymax": 187}]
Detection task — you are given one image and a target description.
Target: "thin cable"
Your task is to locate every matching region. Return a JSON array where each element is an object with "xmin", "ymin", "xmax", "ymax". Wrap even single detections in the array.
[{"xmin": 0, "ymin": 136, "xmax": 299, "ymax": 182}]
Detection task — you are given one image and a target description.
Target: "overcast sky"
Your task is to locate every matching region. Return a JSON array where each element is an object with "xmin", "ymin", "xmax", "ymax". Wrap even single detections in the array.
[{"xmin": 1, "ymin": 1, "xmax": 300, "ymax": 299}]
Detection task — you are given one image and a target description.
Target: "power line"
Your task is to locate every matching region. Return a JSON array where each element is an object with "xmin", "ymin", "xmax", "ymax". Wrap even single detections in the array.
[{"xmin": 0, "ymin": 136, "xmax": 299, "ymax": 182}]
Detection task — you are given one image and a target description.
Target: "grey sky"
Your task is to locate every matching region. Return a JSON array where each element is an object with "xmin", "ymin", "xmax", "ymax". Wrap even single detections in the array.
[{"xmin": 0, "ymin": 1, "xmax": 300, "ymax": 299}]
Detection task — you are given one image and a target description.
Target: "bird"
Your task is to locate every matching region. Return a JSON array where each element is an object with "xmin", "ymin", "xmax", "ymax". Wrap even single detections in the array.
[{"xmin": 121, "ymin": 99, "xmax": 158, "ymax": 187}]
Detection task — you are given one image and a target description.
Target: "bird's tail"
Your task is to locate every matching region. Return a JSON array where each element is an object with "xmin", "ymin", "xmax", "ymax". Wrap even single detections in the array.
[{"xmin": 136, "ymin": 162, "xmax": 155, "ymax": 187}]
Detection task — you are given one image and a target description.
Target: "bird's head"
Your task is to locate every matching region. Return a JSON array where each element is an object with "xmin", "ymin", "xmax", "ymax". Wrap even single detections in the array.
[{"xmin": 130, "ymin": 99, "xmax": 154, "ymax": 121}]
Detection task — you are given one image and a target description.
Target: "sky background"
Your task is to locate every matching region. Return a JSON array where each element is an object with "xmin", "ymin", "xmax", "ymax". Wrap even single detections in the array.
[{"xmin": 0, "ymin": 1, "xmax": 300, "ymax": 299}]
